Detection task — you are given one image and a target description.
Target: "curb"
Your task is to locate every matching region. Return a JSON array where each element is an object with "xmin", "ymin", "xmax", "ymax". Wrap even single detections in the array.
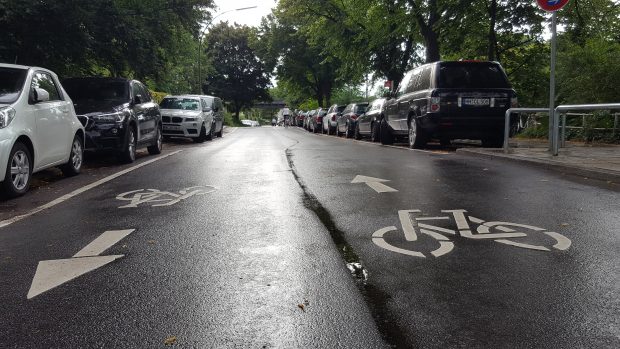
[{"xmin": 457, "ymin": 148, "xmax": 620, "ymax": 184}]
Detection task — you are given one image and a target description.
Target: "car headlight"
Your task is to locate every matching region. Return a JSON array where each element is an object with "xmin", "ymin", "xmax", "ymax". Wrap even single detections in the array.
[
  {"xmin": 92, "ymin": 110, "xmax": 129, "ymax": 123},
  {"xmin": 0, "ymin": 107, "xmax": 16, "ymax": 129}
]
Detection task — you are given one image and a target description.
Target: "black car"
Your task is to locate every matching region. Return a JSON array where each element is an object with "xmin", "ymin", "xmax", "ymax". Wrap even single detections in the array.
[
  {"xmin": 336, "ymin": 102, "xmax": 368, "ymax": 138},
  {"xmin": 357, "ymin": 98, "xmax": 386, "ymax": 142},
  {"xmin": 382, "ymin": 61, "xmax": 518, "ymax": 148},
  {"xmin": 63, "ymin": 77, "xmax": 163, "ymax": 162}
]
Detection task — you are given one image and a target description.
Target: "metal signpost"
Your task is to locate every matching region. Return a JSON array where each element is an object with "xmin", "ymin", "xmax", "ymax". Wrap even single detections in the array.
[{"xmin": 536, "ymin": 0, "xmax": 570, "ymax": 151}]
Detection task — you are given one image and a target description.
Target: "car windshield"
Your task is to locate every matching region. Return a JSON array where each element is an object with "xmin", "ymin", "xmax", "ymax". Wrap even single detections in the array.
[
  {"xmin": 63, "ymin": 79, "xmax": 129, "ymax": 102},
  {"xmin": 160, "ymin": 98, "xmax": 201, "ymax": 111},
  {"xmin": 0, "ymin": 67, "xmax": 27, "ymax": 104},
  {"xmin": 438, "ymin": 63, "xmax": 510, "ymax": 88}
]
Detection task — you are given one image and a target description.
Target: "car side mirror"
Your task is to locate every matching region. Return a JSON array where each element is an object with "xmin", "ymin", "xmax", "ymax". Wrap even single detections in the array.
[
  {"xmin": 133, "ymin": 94, "xmax": 143, "ymax": 105},
  {"xmin": 31, "ymin": 88, "xmax": 50, "ymax": 104}
]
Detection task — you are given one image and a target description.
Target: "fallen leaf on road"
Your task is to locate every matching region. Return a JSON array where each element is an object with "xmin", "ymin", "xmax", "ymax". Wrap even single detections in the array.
[
  {"xmin": 297, "ymin": 304, "xmax": 305, "ymax": 312},
  {"xmin": 483, "ymin": 168, "xmax": 488, "ymax": 171},
  {"xmin": 560, "ymin": 223, "xmax": 569, "ymax": 227},
  {"xmin": 540, "ymin": 179, "xmax": 549, "ymax": 182},
  {"xmin": 147, "ymin": 240, "xmax": 156, "ymax": 245},
  {"xmin": 164, "ymin": 336, "xmax": 177, "ymax": 345}
]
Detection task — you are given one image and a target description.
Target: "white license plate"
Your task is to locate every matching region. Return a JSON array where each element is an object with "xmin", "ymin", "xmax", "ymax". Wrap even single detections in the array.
[
  {"xmin": 163, "ymin": 125, "xmax": 181, "ymax": 131},
  {"xmin": 463, "ymin": 98, "xmax": 490, "ymax": 106}
]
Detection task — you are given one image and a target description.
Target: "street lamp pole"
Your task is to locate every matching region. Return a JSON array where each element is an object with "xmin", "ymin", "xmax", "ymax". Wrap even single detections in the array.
[{"xmin": 197, "ymin": 6, "xmax": 257, "ymax": 94}]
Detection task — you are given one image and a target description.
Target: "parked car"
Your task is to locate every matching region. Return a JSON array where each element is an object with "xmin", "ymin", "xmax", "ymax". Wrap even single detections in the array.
[
  {"xmin": 309, "ymin": 108, "xmax": 327, "ymax": 133},
  {"xmin": 382, "ymin": 60, "xmax": 518, "ymax": 148},
  {"xmin": 356, "ymin": 98, "xmax": 386, "ymax": 142},
  {"xmin": 304, "ymin": 110, "xmax": 316, "ymax": 130},
  {"xmin": 323, "ymin": 104, "xmax": 346, "ymax": 135},
  {"xmin": 62, "ymin": 77, "xmax": 162, "ymax": 163},
  {"xmin": 0, "ymin": 64, "xmax": 84, "ymax": 198},
  {"xmin": 160, "ymin": 95, "xmax": 223, "ymax": 142},
  {"xmin": 336, "ymin": 102, "xmax": 369, "ymax": 138},
  {"xmin": 241, "ymin": 119, "xmax": 260, "ymax": 127},
  {"xmin": 296, "ymin": 110, "xmax": 306, "ymax": 127}
]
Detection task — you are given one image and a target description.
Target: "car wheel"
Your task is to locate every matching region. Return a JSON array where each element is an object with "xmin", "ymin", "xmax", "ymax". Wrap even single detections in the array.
[
  {"xmin": 2, "ymin": 142, "xmax": 32, "ymax": 198},
  {"xmin": 408, "ymin": 118, "xmax": 427, "ymax": 149},
  {"xmin": 147, "ymin": 127, "xmax": 163, "ymax": 155},
  {"xmin": 354, "ymin": 123, "xmax": 362, "ymax": 140},
  {"xmin": 371, "ymin": 122, "xmax": 380, "ymax": 143},
  {"xmin": 61, "ymin": 135, "xmax": 83, "ymax": 176},
  {"xmin": 217, "ymin": 125, "xmax": 223, "ymax": 138},
  {"xmin": 194, "ymin": 124, "xmax": 207, "ymax": 143},
  {"xmin": 380, "ymin": 120, "xmax": 394, "ymax": 145},
  {"xmin": 119, "ymin": 127, "xmax": 137, "ymax": 163}
]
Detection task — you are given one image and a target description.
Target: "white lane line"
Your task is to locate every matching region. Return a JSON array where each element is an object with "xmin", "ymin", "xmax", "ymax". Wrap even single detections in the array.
[
  {"xmin": 73, "ymin": 229, "xmax": 135, "ymax": 258},
  {"xmin": 0, "ymin": 151, "xmax": 182, "ymax": 229}
]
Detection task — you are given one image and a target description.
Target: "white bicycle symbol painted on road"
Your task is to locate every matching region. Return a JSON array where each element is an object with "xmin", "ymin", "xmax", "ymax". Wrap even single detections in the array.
[
  {"xmin": 116, "ymin": 186, "xmax": 217, "ymax": 208},
  {"xmin": 373, "ymin": 209, "xmax": 572, "ymax": 258}
]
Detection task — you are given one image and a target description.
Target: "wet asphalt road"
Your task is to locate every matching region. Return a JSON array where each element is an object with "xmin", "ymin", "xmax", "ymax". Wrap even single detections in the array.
[{"xmin": 0, "ymin": 126, "xmax": 619, "ymax": 348}]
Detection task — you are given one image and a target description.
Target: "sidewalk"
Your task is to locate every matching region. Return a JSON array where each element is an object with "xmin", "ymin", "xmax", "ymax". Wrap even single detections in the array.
[{"xmin": 457, "ymin": 139, "xmax": 620, "ymax": 184}]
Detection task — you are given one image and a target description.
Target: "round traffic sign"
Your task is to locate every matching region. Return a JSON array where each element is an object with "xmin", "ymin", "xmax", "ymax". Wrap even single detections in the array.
[{"xmin": 537, "ymin": 0, "xmax": 570, "ymax": 12}]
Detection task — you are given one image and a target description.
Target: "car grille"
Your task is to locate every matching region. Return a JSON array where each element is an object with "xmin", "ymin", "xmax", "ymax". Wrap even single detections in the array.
[
  {"xmin": 164, "ymin": 130, "xmax": 184, "ymax": 135},
  {"xmin": 162, "ymin": 116, "xmax": 170, "ymax": 123},
  {"xmin": 172, "ymin": 117, "xmax": 183, "ymax": 123}
]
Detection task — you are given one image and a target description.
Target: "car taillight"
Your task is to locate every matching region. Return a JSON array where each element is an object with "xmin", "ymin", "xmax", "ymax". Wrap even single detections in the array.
[
  {"xmin": 332, "ymin": 115, "xmax": 336, "ymax": 121},
  {"xmin": 430, "ymin": 97, "xmax": 440, "ymax": 112},
  {"xmin": 351, "ymin": 114, "xmax": 359, "ymax": 120}
]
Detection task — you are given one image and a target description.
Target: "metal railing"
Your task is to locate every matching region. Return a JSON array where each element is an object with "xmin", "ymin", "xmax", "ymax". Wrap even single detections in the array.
[
  {"xmin": 503, "ymin": 108, "xmax": 548, "ymax": 152},
  {"xmin": 552, "ymin": 103, "xmax": 620, "ymax": 155},
  {"xmin": 560, "ymin": 112, "xmax": 620, "ymax": 148}
]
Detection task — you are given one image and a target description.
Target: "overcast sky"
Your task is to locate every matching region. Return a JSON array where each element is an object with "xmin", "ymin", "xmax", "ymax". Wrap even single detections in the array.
[{"xmin": 211, "ymin": 0, "xmax": 276, "ymax": 27}]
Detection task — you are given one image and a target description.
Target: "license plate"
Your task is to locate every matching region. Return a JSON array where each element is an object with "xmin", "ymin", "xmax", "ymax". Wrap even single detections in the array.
[
  {"xmin": 463, "ymin": 98, "xmax": 490, "ymax": 106},
  {"xmin": 163, "ymin": 125, "xmax": 181, "ymax": 131}
]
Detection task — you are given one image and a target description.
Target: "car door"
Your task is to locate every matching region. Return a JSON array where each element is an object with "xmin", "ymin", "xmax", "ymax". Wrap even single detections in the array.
[
  {"xmin": 131, "ymin": 82, "xmax": 154, "ymax": 143},
  {"xmin": 358, "ymin": 101, "xmax": 374, "ymax": 133},
  {"xmin": 398, "ymin": 68, "xmax": 420, "ymax": 130},
  {"xmin": 386, "ymin": 70, "xmax": 413, "ymax": 132},
  {"xmin": 30, "ymin": 71, "xmax": 72, "ymax": 168}
]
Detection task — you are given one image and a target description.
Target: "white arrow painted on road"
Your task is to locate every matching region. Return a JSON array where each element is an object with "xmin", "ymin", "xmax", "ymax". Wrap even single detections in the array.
[
  {"xmin": 351, "ymin": 175, "xmax": 398, "ymax": 193},
  {"xmin": 27, "ymin": 229, "xmax": 134, "ymax": 299}
]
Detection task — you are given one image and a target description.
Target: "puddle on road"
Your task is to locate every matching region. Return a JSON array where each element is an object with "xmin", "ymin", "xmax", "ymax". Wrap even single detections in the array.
[{"xmin": 285, "ymin": 148, "xmax": 410, "ymax": 348}]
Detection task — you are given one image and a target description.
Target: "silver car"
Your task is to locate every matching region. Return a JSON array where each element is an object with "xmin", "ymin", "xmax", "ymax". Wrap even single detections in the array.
[{"xmin": 160, "ymin": 95, "xmax": 224, "ymax": 142}]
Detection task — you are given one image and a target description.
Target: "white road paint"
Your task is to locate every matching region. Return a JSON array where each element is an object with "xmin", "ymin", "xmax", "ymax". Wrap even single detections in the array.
[
  {"xmin": 373, "ymin": 208, "xmax": 573, "ymax": 258},
  {"xmin": 545, "ymin": 231, "xmax": 572, "ymax": 250},
  {"xmin": 0, "ymin": 151, "xmax": 182, "ymax": 229},
  {"xmin": 116, "ymin": 186, "xmax": 216, "ymax": 208},
  {"xmin": 73, "ymin": 229, "xmax": 135, "ymax": 258},
  {"xmin": 398, "ymin": 210, "xmax": 420, "ymax": 241},
  {"xmin": 27, "ymin": 229, "xmax": 134, "ymax": 299},
  {"xmin": 27, "ymin": 255, "xmax": 124, "ymax": 299},
  {"xmin": 372, "ymin": 226, "xmax": 426, "ymax": 258},
  {"xmin": 351, "ymin": 175, "xmax": 398, "ymax": 193}
]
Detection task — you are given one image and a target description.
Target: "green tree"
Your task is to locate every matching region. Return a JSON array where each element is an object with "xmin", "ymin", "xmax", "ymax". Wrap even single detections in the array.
[{"xmin": 203, "ymin": 22, "xmax": 271, "ymax": 121}]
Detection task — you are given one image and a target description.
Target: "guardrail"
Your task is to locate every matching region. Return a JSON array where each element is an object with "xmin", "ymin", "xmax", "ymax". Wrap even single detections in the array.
[
  {"xmin": 552, "ymin": 103, "xmax": 620, "ymax": 155},
  {"xmin": 503, "ymin": 108, "xmax": 548, "ymax": 152},
  {"xmin": 560, "ymin": 112, "xmax": 620, "ymax": 148}
]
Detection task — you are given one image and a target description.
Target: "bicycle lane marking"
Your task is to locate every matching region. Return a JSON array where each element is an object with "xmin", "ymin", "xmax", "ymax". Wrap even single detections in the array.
[
  {"xmin": 372, "ymin": 209, "xmax": 573, "ymax": 258},
  {"xmin": 0, "ymin": 150, "xmax": 183, "ymax": 230}
]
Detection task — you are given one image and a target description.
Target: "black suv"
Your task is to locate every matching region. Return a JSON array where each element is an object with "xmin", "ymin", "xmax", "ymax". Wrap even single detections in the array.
[
  {"xmin": 382, "ymin": 61, "xmax": 517, "ymax": 148},
  {"xmin": 63, "ymin": 77, "xmax": 163, "ymax": 162}
]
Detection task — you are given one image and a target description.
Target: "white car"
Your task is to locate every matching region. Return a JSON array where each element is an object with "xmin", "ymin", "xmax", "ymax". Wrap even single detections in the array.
[
  {"xmin": 0, "ymin": 63, "xmax": 84, "ymax": 198},
  {"xmin": 160, "ymin": 95, "xmax": 224, "ymax": 142}
]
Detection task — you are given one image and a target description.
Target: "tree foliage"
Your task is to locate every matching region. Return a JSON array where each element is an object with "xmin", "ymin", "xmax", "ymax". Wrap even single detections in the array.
[{"xmin": 203, "ymin": 22, "xmax": 271, "ymax": 121}]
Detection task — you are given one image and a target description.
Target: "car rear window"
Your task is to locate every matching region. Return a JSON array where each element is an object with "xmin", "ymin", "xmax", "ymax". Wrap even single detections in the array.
[
  {"xmin": 0, "ymin": 67, "xmax": 27, "ymax": 104},
  {"xmin": 354, "ymin": 104, "xmax": 368, "ymax": 114},
  {"xmin": 64, "ymin": 79, "xmax": 129, "ymax": 102},
  {"xmin": 337, "ymin": 105, "xmax": 346, "ymax": 112},
  {"xmin": 438, "ymin": 63, "xmax": 510, "ymax": 89}
]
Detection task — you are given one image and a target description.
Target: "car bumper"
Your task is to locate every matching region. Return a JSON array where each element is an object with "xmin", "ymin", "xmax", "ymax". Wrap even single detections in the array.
[
  {"xmin": 420, "ymin": 113, "xmax": 516, "ymax": 139},
  {"xmin": 84, "ymin": 123, "xmax": 128, "ymax": 151},
  {"xmin": 162, "ymin": 121, "xmax": 202, "ymax": 138}
]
